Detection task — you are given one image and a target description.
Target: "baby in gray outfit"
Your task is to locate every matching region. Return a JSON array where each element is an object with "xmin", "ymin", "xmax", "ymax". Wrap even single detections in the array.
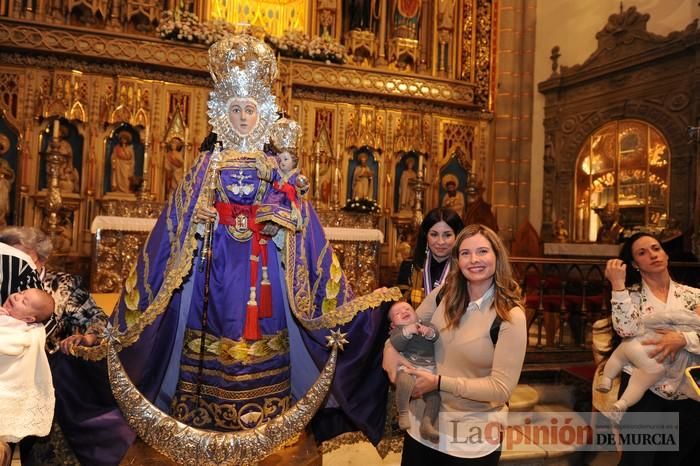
[{"xmin": 388, "ymin": 301, "xmax": 440, "ymax": 442}]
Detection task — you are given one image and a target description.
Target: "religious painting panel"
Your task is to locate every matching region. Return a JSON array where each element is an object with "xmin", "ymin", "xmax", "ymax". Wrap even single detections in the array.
[
  {"xmin": 438, "ymin": 156, "xmax": 468, "ymax": 218},
  {"xmin": 347, "ymin": 146, "xmax": 378, "ymax": 203},
  {"xmin": 104, "ymin": 124, "xmax": 144, "ymax": 196},
  {"xmin": 38, "ymin": 118, "xmax": 83, "ymax": 194},
  {"xmin": 0, "ymin": 118, "xmax": 18, "ymax": 226},
  {"xmin": 394, "ymin": 151, "xmax": 418, "ymax": 213}
]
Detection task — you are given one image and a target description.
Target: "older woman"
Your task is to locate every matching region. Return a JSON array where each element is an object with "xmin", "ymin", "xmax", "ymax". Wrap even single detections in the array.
[
  {"xmin": 0, "ymin": 227, "xmax": 120, "ymax": 466},
  {"xmin": 386, "ymin": 224, "xmax": 527, "ymax": 465},
  {"xmin": 0, "ymin": 227, "xmax": 107, "ymax": 354},
  {"xmin": 606, "ymin": 232, "xmax": 700, "ymax": 465},
  {"xmin": 397, "ymin": 207, "xmax": 464, "ymax": 309}
]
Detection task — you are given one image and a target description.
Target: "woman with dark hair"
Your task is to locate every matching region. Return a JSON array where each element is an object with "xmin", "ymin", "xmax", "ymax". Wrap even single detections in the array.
[
  {"xmin": 397, "ymin": 207, "xmax": 464, "ymax": 309},
  {"xmin": 606, "ymin": 232, "xmax": 700, "ymax": 465},
  {"xmin": 385, "ymin": 224, "xmax": 527, "ymax": 464}
]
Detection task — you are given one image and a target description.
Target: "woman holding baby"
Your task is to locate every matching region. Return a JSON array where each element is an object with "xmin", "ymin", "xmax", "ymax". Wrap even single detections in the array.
[
  {"xmin": 606, "ymin": 232, "xmax": 700, "ymax": 466},
  {"xmin": 385, "ymin": 224, "xmax": 527, "ymax": 465}
]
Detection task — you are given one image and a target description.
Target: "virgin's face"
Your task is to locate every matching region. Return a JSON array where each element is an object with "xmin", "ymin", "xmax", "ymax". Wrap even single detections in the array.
[
  {"xmin": 426, "ymin": 220, "xmax": 456, "ymax": 261},
  {"xmin": 457, "ymin": 233, "xmax": 496, "ymax": 287},
  {"xmin": 631, "ymin": 236, "xmax": 668, "ymax": 275},
  {"xmin": 228, "ymin": 99, "xmax": 259, "ymax": 135}
]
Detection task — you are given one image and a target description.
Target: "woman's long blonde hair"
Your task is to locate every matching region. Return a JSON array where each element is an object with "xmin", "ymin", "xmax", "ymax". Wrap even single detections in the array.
[{"xmin": 441, "ymin": 224, "xmax": 523, "ymax": 329}]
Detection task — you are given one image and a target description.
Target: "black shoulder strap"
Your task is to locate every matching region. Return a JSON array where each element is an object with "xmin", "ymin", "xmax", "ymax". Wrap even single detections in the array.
[
  {"xmin": 435, "ymin": 287, "xmax": 446, "ymax": 306},
  {"xmin": 490, "ymin": 314, "xmax": 503, "ymax": 346}
]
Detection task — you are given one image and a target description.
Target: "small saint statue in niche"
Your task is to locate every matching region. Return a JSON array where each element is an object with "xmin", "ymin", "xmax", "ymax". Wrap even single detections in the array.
[
  {"xmin": 351, "ymin": 151, "xmax": 374, "ymax": 200},
  {"xmin": 464, "ymin": 175, "xmax": 498, "ymax": 232},
  {"xmin": 554, "ymin": 219, "xmax": 569, "ymax": 243},
  {"xmin": 56, "ymin": 125, "xmax": 79, "ymax": 193},
  {"xmin": 398, "ymin": 156, "xmax": 417, "ymax": 211},
  {"xmin": 111, "ymin": 130, "xmax": 135, "ymax": 193},
  {"xmin": 440, "ymin": 174, "xmax": 465, "ymax": 216}
]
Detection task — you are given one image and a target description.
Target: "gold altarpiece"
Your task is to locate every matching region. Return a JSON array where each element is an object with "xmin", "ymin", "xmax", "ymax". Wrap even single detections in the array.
[{"xmin": 0, "ymin": 0, "xmax": 496, "ymax": 285}]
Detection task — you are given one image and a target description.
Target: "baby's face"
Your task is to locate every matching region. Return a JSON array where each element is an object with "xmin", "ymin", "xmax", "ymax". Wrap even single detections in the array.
[
  {"xmin": 3, "ymin": 289, "xmax": 43, "ymax": 322},
  {"xmin": 278, "ymin": 151, "xmax": 296, "ymax": 172},
  {"xmin": 389, "ymin": 302, "xmax": 418, "ymax": 326}
]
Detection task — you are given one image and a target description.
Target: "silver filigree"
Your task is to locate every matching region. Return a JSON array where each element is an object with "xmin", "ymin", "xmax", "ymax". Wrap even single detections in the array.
[
  {"xmin": 270, "ymin": 117, "xmax": 302, "ymax": 153},
  {"xmin": 107, "ymin": 332, "xmax": 341, "ymax": 465}
]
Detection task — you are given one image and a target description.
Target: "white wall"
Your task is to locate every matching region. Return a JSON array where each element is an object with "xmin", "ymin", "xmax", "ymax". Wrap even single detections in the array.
[{"xmin": 529, "ymin": 0, "xmax": 699, "ymax": 234}]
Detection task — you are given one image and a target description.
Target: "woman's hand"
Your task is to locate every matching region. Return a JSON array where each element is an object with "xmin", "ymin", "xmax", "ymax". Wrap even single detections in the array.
[
  {"xmin": 642, "ymin": 329, "xmax": 686, "ymax": 363},
  {"xmin": 383, "ymin": 344, "xmax": 414, "ymax": 384},
  {"xmin": 605, "ymin": 259, "xmax": 627, "ymax": 291},
  {"xmin": 194, "ymin": 206, "xmax": 217, "ymax": 224},
  {"xmin": 404, "ymin": 368, "xmax": 439, "ymax": 398},
  {"xmin": 59, "ymin": 334, "xmax": 99, "ymax": 355}
]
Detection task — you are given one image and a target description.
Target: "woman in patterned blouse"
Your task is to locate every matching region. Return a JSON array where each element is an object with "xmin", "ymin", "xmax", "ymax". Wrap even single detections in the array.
[{"xmin": 605, "ymin": 232, "xmax": 700, "ymax": 465}]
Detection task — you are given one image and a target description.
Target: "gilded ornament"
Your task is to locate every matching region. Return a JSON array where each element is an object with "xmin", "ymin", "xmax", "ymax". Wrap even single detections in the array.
[{"xmin": 106, "ymin": 326, "xmax": 345, "ymax": 465}]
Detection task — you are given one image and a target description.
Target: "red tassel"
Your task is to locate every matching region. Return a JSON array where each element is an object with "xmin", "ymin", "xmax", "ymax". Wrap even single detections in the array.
[
  {"xmin": 244, "ymin": 302, "xmax": 262, "ymax": 341},
  {"xmin": 258, "ymin": 239, "xmax": 272, "ymax": 318},
  {"xmin": 259, "ymin": 276, "xmax": 272, "ymax": 319}
]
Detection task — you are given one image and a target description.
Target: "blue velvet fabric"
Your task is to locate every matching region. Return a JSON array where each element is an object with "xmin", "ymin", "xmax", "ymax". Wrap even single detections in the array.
[{"xmin": 91, "ymin": 149, "xmax": 391, "ymax": 461}]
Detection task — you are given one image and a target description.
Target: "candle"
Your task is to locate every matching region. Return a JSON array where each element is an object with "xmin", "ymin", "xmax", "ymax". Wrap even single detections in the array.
[
  {"xmin": 184, "ymin": 128, "xmax": 189, "ymax": 145},
  {"xmin": 145, "ymin": 126, "xmax": 150, "ymax": 144},
  {"xmin": 336, "ymin": 143, "xmax": 342, "ymax": 160},
  {"xmin": 417, "ymin": 154, "xmax": 424, "ymax": 175},
  {"xmin": 52, "ymin": 120, "xmax": 60, "ymax": 138}
]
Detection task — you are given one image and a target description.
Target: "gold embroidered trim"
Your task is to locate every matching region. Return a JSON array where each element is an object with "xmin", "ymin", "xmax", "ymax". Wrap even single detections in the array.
[
  {"xmin": 256, "ymin": 206, "xmax": 297, "ymax": 231},
  {"xmin": 318, "ymin": 431, "xmax": 404, "ymax": 458},
  {"xmin": 77, "ymin": 153, "xmax": 214, "ymax": 361},
  {"xmin": 178, "ymin": 379, "xmax": 291, "ymax": 401},
  {"xmin": 182, "ymin": 328, "xmax": 290, "ymax": 366},
  {"xmin": 179, "ymin": 364, "xmax": 289, "ymax": 382},
  {"xmin": 299, "ymin": 287, "xmax": 402, "ymax": 331}
]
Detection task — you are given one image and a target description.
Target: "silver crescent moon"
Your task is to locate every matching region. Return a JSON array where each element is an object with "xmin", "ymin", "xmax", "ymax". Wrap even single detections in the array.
[{"xmin": 107, "ymin": 336, "xmax": 340, "ymax": 465}]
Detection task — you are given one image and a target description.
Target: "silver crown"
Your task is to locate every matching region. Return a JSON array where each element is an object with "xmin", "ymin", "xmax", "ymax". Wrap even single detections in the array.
[{"xmin": 270, "ymin": 118, "xmax": 301, "ymax": 152}]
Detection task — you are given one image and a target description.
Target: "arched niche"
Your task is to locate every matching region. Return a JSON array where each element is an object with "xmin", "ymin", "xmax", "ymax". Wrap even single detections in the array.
[
  {"xmin": 347, "ymin": 146, "xmax": 379, "ymax": 202},
  {"xmin": 38, "ymin": 117, "xmax": 83, "ymax": 193}
]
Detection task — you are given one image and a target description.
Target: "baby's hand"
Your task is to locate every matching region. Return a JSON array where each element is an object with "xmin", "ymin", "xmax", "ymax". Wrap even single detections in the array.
[
  {"xmin": 402, "ymin": 323, "xmax": 420, "ymax": 336},
  {"xmin": 416, "ymin": 323, "xmax": 435, "ymax": 339}
]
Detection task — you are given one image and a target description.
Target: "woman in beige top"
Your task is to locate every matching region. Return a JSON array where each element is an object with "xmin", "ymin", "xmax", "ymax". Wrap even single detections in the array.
[{"xmin": 384, "ymin": 224, "xmax": 527, "ymax": 465}]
